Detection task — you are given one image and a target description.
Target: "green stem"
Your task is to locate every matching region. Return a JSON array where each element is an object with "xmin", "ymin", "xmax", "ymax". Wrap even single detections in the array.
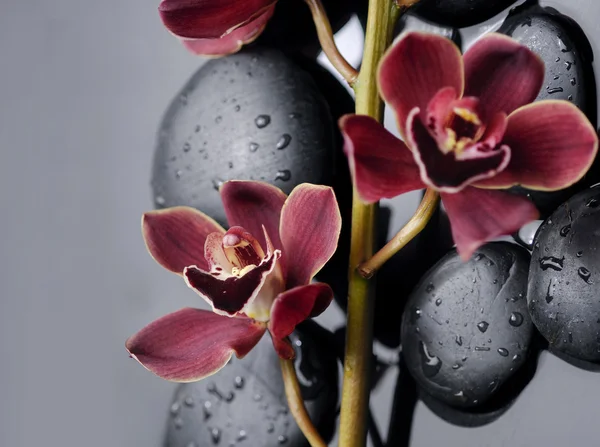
[{"xmin": 338, "ymin": 0, "xmax": 398, "ymax": 445}]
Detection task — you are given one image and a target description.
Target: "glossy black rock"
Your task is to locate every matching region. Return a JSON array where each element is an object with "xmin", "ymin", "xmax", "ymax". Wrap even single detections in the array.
[
  {"xmin": 164, "ymin": 322, "xmax": 338, "ymax": 447},
  {"xmin": 152, "ymin": 47, "xmax": 337, "ymax": 226},
  {"xmin": 528, "ymin": 186, "xmax": 600, "ymax": 362},
  {"xmin": 500, "ymin": 2, "xmax": 598, "ymax": 217},
  {"xmin": 401, "ymin": 243, "xmax": 533, "ymax": 408},
  {"xmin": 414, "ymin": 0, "xmax": 517, "ymax": 28}
]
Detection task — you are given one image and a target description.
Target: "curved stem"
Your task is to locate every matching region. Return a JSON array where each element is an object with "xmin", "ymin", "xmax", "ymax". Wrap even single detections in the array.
[
  {"xmin": 359, "ymin": 189, "xmax": 440, "ymax": 279},
  {"xmin": 304, "ymin": 0, "xmax": 359, "ymax": 86},
  {"xmin": 279, "ymin": 357, "xmax": 327, "ymax": 447},
  {"xmin": 338, "ymin": 0, "xmax": 398, "ymax": 446}
]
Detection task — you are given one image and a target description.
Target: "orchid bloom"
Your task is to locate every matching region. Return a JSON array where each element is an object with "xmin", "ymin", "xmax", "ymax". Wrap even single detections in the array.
[
  {"xmin": 158, "ymin": 0, "xmax": 277, "ymax": 56},
  {"xmin": 341, "ymin": 32, "xmax": 598, "ymax": 260},
  {"xmin": 126, "ymin": 181, "xmax": 341, "ymax": 382}
]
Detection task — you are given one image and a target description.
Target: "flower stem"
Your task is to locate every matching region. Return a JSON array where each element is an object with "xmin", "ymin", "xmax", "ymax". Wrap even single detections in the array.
[
  {"xmin": 359, "ymin": 189, "xmax": 440, "ymax": 278},
  {"xmin": 338, "ymin": 0, "xmax": 398, "ymax": 446},
  {"xmin": 304, "ymin": 0, "xmax": 359, "ymax": 86},
  {"xmin": 279, "ymin": 357, "xmax": 327, "ymax": 447}
]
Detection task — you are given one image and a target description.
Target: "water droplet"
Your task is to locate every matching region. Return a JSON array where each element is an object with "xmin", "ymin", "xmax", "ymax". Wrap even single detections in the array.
[
  {"xmin": 253, "ymin": 394, "xmax": 262, "ymax": 401},
  {"xmin": 512, "ymin": 354, "xmax": 522, "ymax": 362},
  {"xmin": 509, "ymin": 312, "xmax": 524, "ymax": 327},
  {"xmin": 184, "ymin": 396, "xmax": 195, "ymax": 407},
  {"xmin": 274, "ymin": 170, "xmax": 291, "ymax": 181},
  {"xmin": 568, "ymin": 95, "xmax": 573, "ymax": 101},
  {"xmin": 435, "ymin": 298, "xmax": 442, "ymax": 306},
  {"xmin": 548, "ymin": 87, "xmax": 564, "ymax": 94},
  {"xmin": 565, "ymin": 61, "xmax": 573, "ymax": 70},
  {"xmin": 571, "ymin": 78, "xmax": 577, "ymax": 86},
  {"xmin": 493, "ymin": 279, "xmax": 498, "ymax": 284},
  {"xmin": 578, "ymin": 266, "xmax": 592, "ymax": 283},
  {"xmin": 586, "ymin": 198, "xmax": 599, "ymax": 208},
  {"xmin": 183, "ymin": 142, "xmax": 191, "ymax": 153},
  {"xmin": 237, "ymin": 430, "xmax": 247, "ymax": 441},
  {"xmin": 212, "ymin": 178, "xmax": 225, "ymax": 191},
  {"xmin": 155, "ymin": 195, "xmax": 166, "ymax": 206},
  {"xmin": 234, "ymin": 105, "xmax": 241, "ymax": 112},
  {"xmin": 498, "ymin": 348, "xmax": 509, "ymax": 357},
  {"xmin": 234, "ymin": 376, "xmax": 244, "ymax": 389},
  {"xmin": 452, "ymin": 364, "xmax": 461, "ymax": 370},
  {"xmin": 555, "ymin": 57, "xmax": 561, "ymax": 62},
  {"xmin": 210, "ymin": 427, "xmax": 221, "ymax": 444},
  {"xmin": 249, "ymin": 142, "xmax": 259, "ymax": 152},
  {"xmin": 215, "ymin": 116, "xmax": 222, "ymax": 124},
  {"xmin": 276, "ymin": 134, "xmax": 292, "ymax": 150},
  {"xmin": 174, "ymin": 417, "xmax": 184, "ymax": 429},
  {"xmin": 560, "ymin": 224, "xmax": 571, "ymax": 236},
  {"xmin": 425, "ymin": 283, "xmax": 435, "ymax": 293},
  {"xmin": 278, "ymin": 435, "xmax": 288, "ymax": 444},
  {"xmin": 170, "ymin": 402, "xmax": 181, "ymax": 415},
  {"xmin": 228, "ymin": 161, "xmax": 234, "ymax": 169},
  {"xmin": 267, "ymin": 423, "xmax": 275, "ymax": 433},
  {"xmin": 475, "ymin": 346, "xmax": 490, "ymax": 352},
  {"xmin": 546, "ymin": 280, "xmax": 554, "ymax": 303},
  {"xmin": 474, "ymin": 254, "xmax": 483, "ymax": 261},
  {"xmin": 255, "ymin": 115, "xmax": 271, "ymax": 128},
  {"xmin": 477, "ymin": 321, "xmax": 489, "ymax": 333},
  {"xmin": 539, "ymin": 256, "xmax": 564, "ymax": 271},
  {"xmin": 455, "ymin": 335, "xmax": 463, "ymax": 346},
  {"xmin": 419, "ymin": 341, "xmax": 442, "ymax": 378},
  {"xmin": 568, "ymin": 332, "xmax": 573, "ymax": 343},
  {"xmin": 195, "ymin": 125, "xmax": 201, "ymax": 133},
  {"xmin": 577, "ymin": 250, "xmax": 584, "ymax": 257},
  {"xmin": 175, "ymin": 169, "xmax": 183, "ymax": 179},
  {"xmin": 553, "ymin": 75, "xmax": 560, "ymax": 80}
]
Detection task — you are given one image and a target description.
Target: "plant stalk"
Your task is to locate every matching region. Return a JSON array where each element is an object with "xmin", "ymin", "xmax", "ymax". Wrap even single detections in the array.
[{"xmin": 338, "ymin": 0, "xmax": 397, "ymax": 445}]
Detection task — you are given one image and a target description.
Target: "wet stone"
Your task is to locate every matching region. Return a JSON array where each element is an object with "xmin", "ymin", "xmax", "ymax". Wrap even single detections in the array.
[
  {"xmin": 500, "ymin": 3, "xmax": 598, "ymax": 218},
  {"xmin": 402, "ymin": 243, "xmax": 533, "ymax": 407},
  {"xmin": 528, "ymin": 186, "xmax": 600, "ymax": 362},
  {"xmin": 151, "ymin": 47, "xmax": 337, "ymax": 226},
  {"xmin": 164, "ymin": 322, "xmax": 338, "ymax": 446},
  {"xmin": 413, "ymin": 0, "xmax": 517, "ymax": 28}
]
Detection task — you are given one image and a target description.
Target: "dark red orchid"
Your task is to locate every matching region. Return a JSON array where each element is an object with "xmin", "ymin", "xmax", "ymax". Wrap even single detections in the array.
[
  {"xmin": 342, "ymin": 32, "xmax": 598, "ymax": 260},
  {"xmin": 158, "ymin": 0, "xmax": 277, "ymax": 56},
  {"xmin": 126, "ymin": 181, "xmax": 341, "ymax": 382}
]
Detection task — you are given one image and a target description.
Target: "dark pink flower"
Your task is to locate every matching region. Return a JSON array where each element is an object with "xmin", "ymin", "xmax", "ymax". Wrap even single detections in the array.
[
  {"xmin": 158, "ymin": 0, "xmax": 277, "ymax": 56},
  {"xmin": 126, "ymin": 181, "xmax": 341, "ymax": 382},
  {"xmin": 342, "ymin": 32, "xmax": 598, "ymax": 260}
]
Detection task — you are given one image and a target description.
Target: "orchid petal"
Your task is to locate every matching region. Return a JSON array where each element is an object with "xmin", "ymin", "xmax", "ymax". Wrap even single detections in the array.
[
  {"xmin": 463, "ymin": 33, "xmax": 544, "ymax": 121},
  {"xmin": 442, "ymin": 187, "xmax": 539, "ymax": 260},
  {"xmin": 270, "ymin": 335, "xmax": 296, "ymax": 360},
  {"xmin": 407, "ymin": 109, "xmax": 511, "ymax": 193},
  {"xmin": 379, "ymin": 32, "xmax": 464, "ymax": 137},
  {"xmin": 159, "ymin": 0, "xmax": 276, "ymax": 40},
  {"xmin": 220, "ymin": 180, "xmax": 286, "ymax": 257},
  {"xmin": 184, "ymin": 249, "xmax": 281, "ymax": 316},
  {"xmin": 142, "ymin": 207, "xmax": 225, "ymax": 275},
  {"xmin": 475, "ymin": 101, "xmax": 599, "ymax": 191},
  {"xmin": 279, "ymin": 184, "xmax": 341, "ymax": 288},
  {"xmin": 340, "ymin": 114, "xmax": 424, "ymax": 204},
  {"xmin": 126, "ymin": 308, "xmax": 266, "ymax": 382},
  {"xmin": 222, "ymin": 226, "xmax": 265, "ymax": 269},
  {"xmin": 181, "ymin": 5, "xmax": 275, "ymax": 57},
  {"xmin": 269, "ymin": 283, "xmax": 334, "ymax": 342}
]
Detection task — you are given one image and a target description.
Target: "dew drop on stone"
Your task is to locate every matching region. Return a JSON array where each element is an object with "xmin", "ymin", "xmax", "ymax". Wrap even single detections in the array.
[
  {"xmin": 276, "ymin": 134, "xmax": 292, "ymax": 150},
  {"xmin": 475, "ymin": 346, "xmax": 490, "ymax": 352},
  {"xmin": 455, "ymin": 335, "xmax": 463, "ymax": 346},
  {"xmin": 266, "ymin": 423, "xmax": 275, "ymax": 433},
  {"xmin": 195, "ymin": 125, "xmax": 201, "ymax": 133},
  {"xmin": 274, "ymin": 170, "xmax": 291, "ymax": 181},
  {"xmin": 425, "ymin": 283, "xmax": 434, "ymax": 293},
  {"xmin": 212, "ymin": 178, "xmax": 225, "ymax": 191},
  {"xmin": 509, "ymin": 312, "xmax": 524, "ymax": 327},
  {"xmin": 249, "ymin": 142, "xmax": 259, "ymax": 152},
  {"xmin": 170, "ymin": 402, "xmax": 181, "ymax": 416},
  {"xmin": 228, "ymin": 161, "xmax": 233, "ymax": 169},
  {"xmin": 560, "ymin": 224, "xmax": 571, "ymax": 236},
  {"xmin": 435, "ymin": 298, "xmax": 442, "ymax": 306},
  {"xmin": 578, "ymin": 267, "xmax": 592, "ymax": 283},
  {"xmin": 215, "ymin": 116, "xmax": 223, "ymax": 124},
  {"xmin": 175, "ymin": 169, "xmax": 183, "ymax": 179},
  {"xmin": 253, "ymin": 394, "xmax": 262, "ymax": 402},
  {"xmin": 234, "ymin": 105, "xmax": 241, "ymax": 112},
  {"xmin": 452, "ymin": 364, "xmax": 461, "ymax": 370},
  {"xmin": 586, "ymin": 198, "xmax": 599, "ymax": 208},
  {"xmin": 255, "ymin": 115, "xmax": 271, "ymax": 128},
  {"xmin": 234, "ymin": 376, "xmax": 244, "ymax": 389},
  {"xmin": 539, "ymin": 256, "xmax": 564, "ymax": 271},
  {"xmin": 548, "ymin": 87, "xmax": 564, "ymax": 94},
  {"xmin": 278, "ymin": 435, "xmax": 288, "ymax": 444},
  {"xmin": 577, "ymin": 250, "xmax": 584, "ymax": 257},
  {"xmin": 512, "ymin": 354, "xmax": 522, "ymax": 362},
  {"xmin": 155, "ymin": 195, "xmax": 166, "ymax": 206},
  {"xmin": 184, "ymin": 396, "xmax": 195, "ymax": 407},
  {"xmin": 237, "ymin": 430, "xmax": 247, "ymax": 441},
  {"xmin": 174, "ymin": 417, "xmax": 184, "ymax": 429},
  {"xmin": 497, "ymin": 348, "xmax": 509, "ymax": 357},
  {"xmin": 210, "ymin": 428, "xmax": 221, "ymax": 444},
  {"xmin": 419, "ymin": 341, "xmax": 442, "ymax": 378},
  {"xmin": 477, "ymin": 321, "xmax": 489, "ymax": 333},
  {"xmin": 183, "ymin": 142, "xmax": 191, "ymax": 153}
]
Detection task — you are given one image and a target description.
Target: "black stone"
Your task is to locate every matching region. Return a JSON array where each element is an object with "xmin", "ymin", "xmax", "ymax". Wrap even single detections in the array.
[
  {"xmin": 500, "ymin": 2, "xmax": 598, "ymax": 217},
  {"xmin": 396, "ymin": 12, "xmax": 461, "ymax": 47},
  {"xmin": 164, "ymin": 322, "xmax": 338, "ymax": 447},
  {"xmin": 527, "ymin": 186, "xmax": 600, "ymax": 363},
  {"xmin": 414, "ymin": 0, "xmax": 517, "ymax": 28},
  {"xmin": 401, "ymin": 243, "xmax": 534, "ymax": 408},
  {"xmin": 151, "ymin": 47, "xmax": 339, "ymax": 226}
]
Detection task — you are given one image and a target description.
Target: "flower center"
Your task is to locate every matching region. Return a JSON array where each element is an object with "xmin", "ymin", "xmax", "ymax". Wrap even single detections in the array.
[{"xmin": 444, "ymin": 107, "xmax": 485, "ymax": 154}]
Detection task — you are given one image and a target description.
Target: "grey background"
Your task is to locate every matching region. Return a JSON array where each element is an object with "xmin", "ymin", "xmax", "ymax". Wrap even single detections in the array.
[{"xmin": 0, "ymin": 0, "xmax": 599, "ymax": 446}]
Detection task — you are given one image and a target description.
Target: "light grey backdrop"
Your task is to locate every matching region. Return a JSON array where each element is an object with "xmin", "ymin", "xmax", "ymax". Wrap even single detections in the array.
[{"xmin": 1, "ymin": 0, "xmax": 599, "ymax": 446}]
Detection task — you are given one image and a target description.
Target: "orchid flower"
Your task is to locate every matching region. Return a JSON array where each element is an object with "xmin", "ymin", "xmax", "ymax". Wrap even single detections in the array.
[
  {"xmin": 158, "ymin": 0, "xmax": 277, "ymax": 56},
  {"xmin": 341, "ymin": 31, "xmax": 598, "ymax": 260},
  {"xmin": 126, "ymin": 181, "xmax": 341, "ymax": 382}
]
